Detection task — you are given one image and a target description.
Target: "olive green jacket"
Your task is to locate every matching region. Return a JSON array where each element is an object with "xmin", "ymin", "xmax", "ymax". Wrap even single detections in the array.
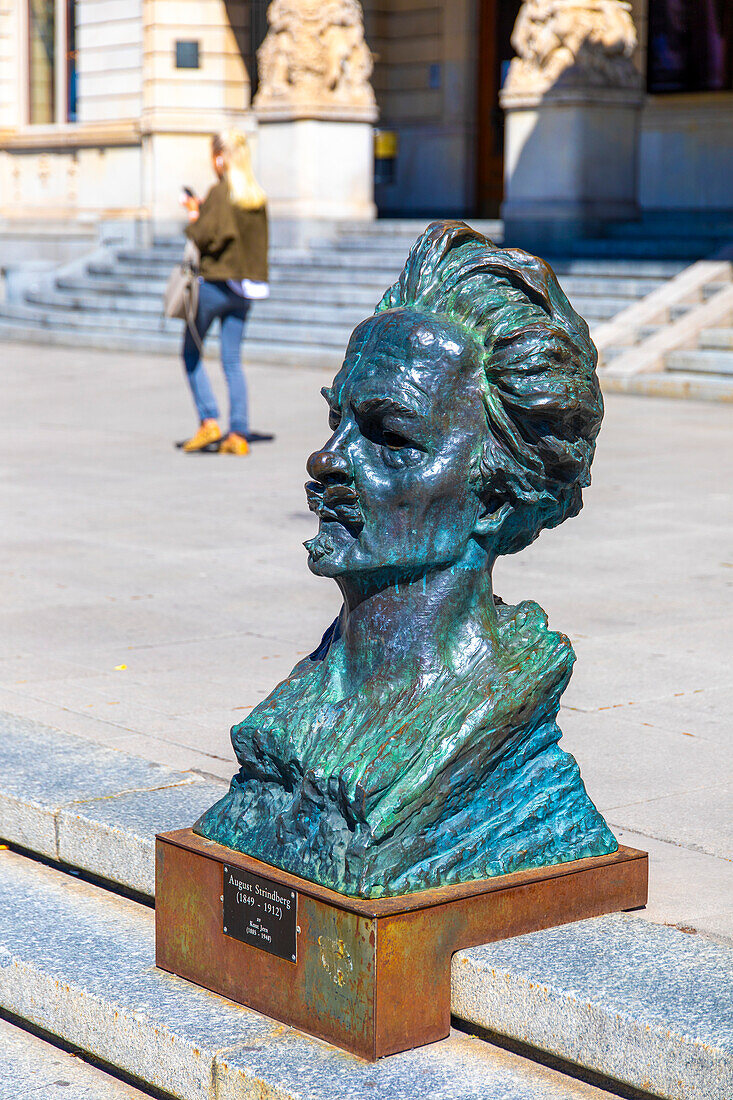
[{"xmin": 185, "ymin": 179, "xmax": 268, "ymax": 283}]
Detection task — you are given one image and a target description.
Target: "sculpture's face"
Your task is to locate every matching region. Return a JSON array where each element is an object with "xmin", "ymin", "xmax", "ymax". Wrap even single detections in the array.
[{"xmin": 305, "ymin": 308, "xmax": 489, "ymax": 581}]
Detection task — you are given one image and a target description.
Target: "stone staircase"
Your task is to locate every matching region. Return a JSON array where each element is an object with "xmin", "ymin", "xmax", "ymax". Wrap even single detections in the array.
[
  {"xmin": 0, "ymin": 217, "xmax": 688, "ymax": 372},
  {"xmin": 595, "ymin": 254, "xmax": 733, "ymax": 400},
  {"xmin": 667, "ymin": 327, "xmax": 733, "ymax": 377},
  {"xmin": 1, "ymin": 711, "xmax": 730, "ymax": 1100},
  {"xmin": 564, "ymin": 208, "xmax": 733, "ymax": 260}
]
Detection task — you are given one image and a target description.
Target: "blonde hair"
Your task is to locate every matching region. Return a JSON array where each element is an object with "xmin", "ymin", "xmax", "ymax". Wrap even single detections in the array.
[{"xmin": 212, "ymin": 130, "xmax": 266, "ymax": 211}]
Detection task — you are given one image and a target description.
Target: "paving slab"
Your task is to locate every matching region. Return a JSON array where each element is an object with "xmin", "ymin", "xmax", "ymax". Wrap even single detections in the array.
[
  {"xmin": 614, "ymin": 827, "xmax": 733, "ymax": 944},
  {"xmin": 0, "ymin": 712, "xmax": 202, "ymax": 860},
  {"xmin": 0, "ymin": 1015, "xmax": 151, "ymax": 1099},
  {"xmin": 0, "ymin": 849, "xmax": 614, "ymax": 1100},
  {"xmin": 452, "ymin": 913, "xmax": 733, "ymax": 1100},
  {"xmin": 58, "ymin": 779, "xmax": 228, "ymax": 895},
  {"xmin": 609, "ymin": 784, "xmax": 733, "ymax": 861},
  {"xmin": 0, "ymin": 688, "xmax": 234, "ymax": 780},
  {"xmin": 0, "ymin": 710, "xmax": 226, "ymax": 894},
  {"xmin": 559, "ymin": 706, "xmax": 733, "ymax": 814}
]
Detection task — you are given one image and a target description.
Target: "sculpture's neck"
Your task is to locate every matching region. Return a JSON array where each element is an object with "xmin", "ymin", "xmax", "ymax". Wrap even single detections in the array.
[{"xmin": 332, "ymin": 542, "xmax": 500, "ymax": 694}]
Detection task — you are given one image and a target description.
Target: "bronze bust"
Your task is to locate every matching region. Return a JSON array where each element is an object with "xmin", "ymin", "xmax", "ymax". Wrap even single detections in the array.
[{"xmin": 195, "ymin": 221, "xmax": 617, "ymax": 897}]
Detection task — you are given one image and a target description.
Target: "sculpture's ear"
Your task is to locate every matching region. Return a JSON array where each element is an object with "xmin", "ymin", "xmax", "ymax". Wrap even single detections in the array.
[{"xmin": 473, "ymin": 500, "xmax": 512, "ymax": 537}]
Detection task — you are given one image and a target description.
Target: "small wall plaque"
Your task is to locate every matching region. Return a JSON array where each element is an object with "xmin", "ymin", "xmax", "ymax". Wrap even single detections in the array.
[
  {"xmin": 223, "ymin": 864, "xmax": 297, "ymax": 962},
  {"xmin": 175, "ymin": 40, "xmax": 200, "ymax": 70}
]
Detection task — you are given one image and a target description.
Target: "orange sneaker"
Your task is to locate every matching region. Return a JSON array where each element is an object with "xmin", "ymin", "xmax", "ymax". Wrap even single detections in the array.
[
  {"xmin": 219, "ymin": 433, "xmax": 250, "ymax": 455},
  {"xmin": 181, "ymin": 421, "xmax": 222, "ymax": 452}
]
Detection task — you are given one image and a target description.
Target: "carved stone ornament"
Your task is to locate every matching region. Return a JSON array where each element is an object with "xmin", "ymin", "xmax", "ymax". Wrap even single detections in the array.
[
  {"xmin": 503, "ymin": 0, "xmax": 641, "ymax": 101},
  {"xmin": 195, "ymin": 222, "xmax": 618, "ymax": 899},
  {"xmin": 254, "ymin": 0, "xmax": 377, "ymax": 120}
]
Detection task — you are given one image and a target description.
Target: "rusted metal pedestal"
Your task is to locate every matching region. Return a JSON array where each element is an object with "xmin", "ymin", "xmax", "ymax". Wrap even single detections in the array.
[{"xmin": 155, "ymin": 829, "xmax": 647, "ymax": 1061}]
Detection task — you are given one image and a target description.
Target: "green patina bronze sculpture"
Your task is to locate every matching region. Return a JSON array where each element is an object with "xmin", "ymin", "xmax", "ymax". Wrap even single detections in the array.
[{"xmin": 195, "ymin": 221, "xmax": 617, "ymax": 898}]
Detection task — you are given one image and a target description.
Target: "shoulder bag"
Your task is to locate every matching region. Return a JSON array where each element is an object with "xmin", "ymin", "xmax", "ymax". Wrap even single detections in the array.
[{"xmin": 163, "ymin": 239, "xmax": 203, "ymax": 353}]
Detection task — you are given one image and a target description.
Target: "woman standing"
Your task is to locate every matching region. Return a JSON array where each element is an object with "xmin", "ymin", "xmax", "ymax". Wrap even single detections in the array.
[{"xmin": 180, "ymin": 130, "xmax": 269, "ymax": 455}]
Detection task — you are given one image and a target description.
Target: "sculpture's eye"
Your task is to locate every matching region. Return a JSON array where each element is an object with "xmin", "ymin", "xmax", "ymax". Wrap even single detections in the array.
[
  {"xmin": 381, "ymin": 428, "xmax": 410, "ymax": 450},
  {"xmin": 328, "ymin": 408, "xmax": 342, "ymax": 431},
  {"xmin": 361, "ymin": 418, "xmax": 412, "ymax": 451}
]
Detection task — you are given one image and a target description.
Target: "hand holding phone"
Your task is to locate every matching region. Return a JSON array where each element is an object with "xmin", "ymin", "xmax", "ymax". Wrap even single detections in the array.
[{"xmin": 180, "ymin": 186, "xmax": 200, "ymax": 221}]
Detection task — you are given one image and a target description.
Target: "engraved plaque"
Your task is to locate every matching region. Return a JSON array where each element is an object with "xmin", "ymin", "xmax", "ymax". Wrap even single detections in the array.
[{"xmin": 223, "ymin": 864, "xmax": 297, "ymax": 962}]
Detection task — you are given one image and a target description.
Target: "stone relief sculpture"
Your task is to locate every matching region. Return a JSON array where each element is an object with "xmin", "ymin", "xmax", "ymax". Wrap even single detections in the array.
[
  {"xmin": 195, "ymin": 222, "xmax": 617, "ymax": 898},
  {"xmin": 254, "ymin": 0, "xmax": 375, "ymax": 113},
  {"xmin": 504, "ymin": 0, "xmax": 640, "ymax": 96}
]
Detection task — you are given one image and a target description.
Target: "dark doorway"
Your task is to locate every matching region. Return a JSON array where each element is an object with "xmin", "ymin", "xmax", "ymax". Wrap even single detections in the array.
[
  {"xmin": 225, "ymin": 0, "xmax": 269, "ymax": 100},
  {"xmin": 647, "ymin": 0, "xmax": 733, "ymax": 92},
  {"xmin": 245, "ymin": 0, "xmax": 269, "ymax": 97},
  {"xmin": 476, "ymin": 0, "xmax": 522, "ymax": 216},
  {"xmin": 66, "ymin": 0, "xmax": 77, "ymax": 121}
]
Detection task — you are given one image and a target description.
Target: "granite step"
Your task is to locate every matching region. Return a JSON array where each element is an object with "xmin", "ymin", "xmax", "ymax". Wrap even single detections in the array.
[
  {"xmin": 563, "ymin": 296, "xmax": 637, "ymax": 321},
  {"xmin": 556, "ymin": 238, "xmax": 720, "ymax": 260},
  {"xmin": 0, "ymin": 848, "xmax": 621, "ymax": 1100},
  {"xmin": 699, "ymin": 326, "xmax": 733, "ymax": 349},
  {"xmin": 0, "ymin": 1015, "xmax": 153, "ymax": 1099},
  {"xmin": 41, "ymin": 265, "xmax": 386, "ymax": 299},
  {"xmin": 110, "ymin": 251, "xmax": 408, "ymax": 277},
  {"xmin": 602, "ymin": 369, "xmax": 733, "ymax": 402},
  {"xmin": 667, "ymin": 304, "xmax": 696, "ymax": 321},
  {"xmin": 0, "ymin": 300, "xmax": 354, "ymax": 347},
  {"xmin": 547, "ymin": 259, "xmax": 685, "ymax": 278},
  {"xmin": 0, "ymin": 316, "xmax": 181, "ymax": 354},
  {"xmin": 24, "ymin": 288, "xmax": 371, "ymax": 329},
  {"xmin": 0, "ymin": 222, "xmax": 693, "ymax": 372},
  {"xmin": 0, "ymin": 316, "xmax": 345, "ymax": 367},
  {"xmin": 86, "ymin": 258, "xmax": 401, "ymax": 288},
  {"xmin": 665, "ymin": 349, "xmax": 733, "ymax": 375},
  {"xmin": 55, "ymin": 270, "xmax": 390, "ymax": 298},
  {"xmin": 453, "ymin": 917, "xmax": 733, "ymax": 1100},
  {"xmin": 24, "ymin": 273, "xmax": 659, "ymax": 323},
  {"xmin": 333, "ymin": 218, "xmax": 505, "ymax": 240},
  {"xmin": 553, "ymin": 276, "xmax": 668, "ymax": 298},
  {"xmin": 0, "ymin": 712, "xmax": 226, "ymax": 896},
  {"xmin": 0, "ymin": 711, "xmax": 731, "ymax": 1100},
  {"xmin": 56, "ymin": 273, "xmax": 168, "ymax": 296}
]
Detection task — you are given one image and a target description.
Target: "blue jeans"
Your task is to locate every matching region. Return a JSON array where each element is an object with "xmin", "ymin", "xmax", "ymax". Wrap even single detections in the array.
[{"xmin": 182, "ymin": 280, "xmax": 251, "ymax": 436}]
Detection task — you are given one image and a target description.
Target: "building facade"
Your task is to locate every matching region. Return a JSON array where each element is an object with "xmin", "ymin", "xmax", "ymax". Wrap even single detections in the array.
[{"xmin": 1, "ymin": 0, "xmax": 732, "ymax": 234}]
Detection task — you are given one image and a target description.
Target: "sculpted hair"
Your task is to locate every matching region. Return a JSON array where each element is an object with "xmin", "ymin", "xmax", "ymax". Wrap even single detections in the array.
[{"xmin": 375, "ymin": 220, "xmax": 603, "ymax": 555}]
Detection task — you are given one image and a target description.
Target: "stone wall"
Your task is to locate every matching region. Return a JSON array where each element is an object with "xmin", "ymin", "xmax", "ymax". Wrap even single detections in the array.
[
  {"xmin": 0, "ymin": 0, "xmax": 257, "ymax": 228},
  {"xmin": 0, "ymin": 1, "xmax": 18, "ymax": 129},
  {"xmin": 140, "ymin": 0, "xmax": 256, "ymax": 225},
  {"xmin": 640, "ymin": 94, "xmax": 733, "ymax": 210},
  {"xmin": 77, "ymin": 0, "xmax": 144, "ymax": 124},
  {"xmin": 364, "ymin": 0, "xmax": 477, "ymax": 216},
  {"xmin": 368, "ymin": 0, "xmax": 443, "ymax": 126},
  {"xmin": 141, "ymin": 0, "xmax": 252, "ymax": 130}
]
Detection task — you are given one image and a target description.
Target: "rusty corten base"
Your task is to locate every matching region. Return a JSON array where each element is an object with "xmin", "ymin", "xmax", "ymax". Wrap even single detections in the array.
[{"xmin": 155, "ymin": 828, "xmax": 648, "ymax": 1061}]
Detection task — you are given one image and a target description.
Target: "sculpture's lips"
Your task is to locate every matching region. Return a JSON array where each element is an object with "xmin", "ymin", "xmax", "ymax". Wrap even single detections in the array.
[{"xmin": 305, "ymin": 480, "xmax": 364, "ymax": 534}]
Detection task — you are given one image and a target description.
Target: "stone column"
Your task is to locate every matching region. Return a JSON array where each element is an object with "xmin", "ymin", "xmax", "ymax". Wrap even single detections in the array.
[
  {"xmin": 500, "ymin": 0, "xmax": 643, "ymax": 249},
  {"xmin": 253, "ymin": 0, "xmax": 378, "ymax": 224}
]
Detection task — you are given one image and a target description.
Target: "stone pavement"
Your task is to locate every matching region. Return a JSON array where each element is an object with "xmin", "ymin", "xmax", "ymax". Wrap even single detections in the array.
[{"xmin": 1, "ymin": 340, "xmax": 732, "ymax": 943}]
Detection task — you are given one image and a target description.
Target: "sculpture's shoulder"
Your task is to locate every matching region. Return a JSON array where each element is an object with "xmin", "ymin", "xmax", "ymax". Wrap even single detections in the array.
[
  {"xmin": 495, "ymin": 596, "xmax": 575, "ymax": 682},
  {"xmin": 229, "ymin": 618, "xmax": 338, "ymax": 761}
]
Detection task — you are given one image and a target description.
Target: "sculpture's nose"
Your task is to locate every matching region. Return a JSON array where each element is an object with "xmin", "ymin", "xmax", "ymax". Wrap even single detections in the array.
[{"xmin": 306, "ymin": 448, "xmax": 352, "ymax": 485}]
